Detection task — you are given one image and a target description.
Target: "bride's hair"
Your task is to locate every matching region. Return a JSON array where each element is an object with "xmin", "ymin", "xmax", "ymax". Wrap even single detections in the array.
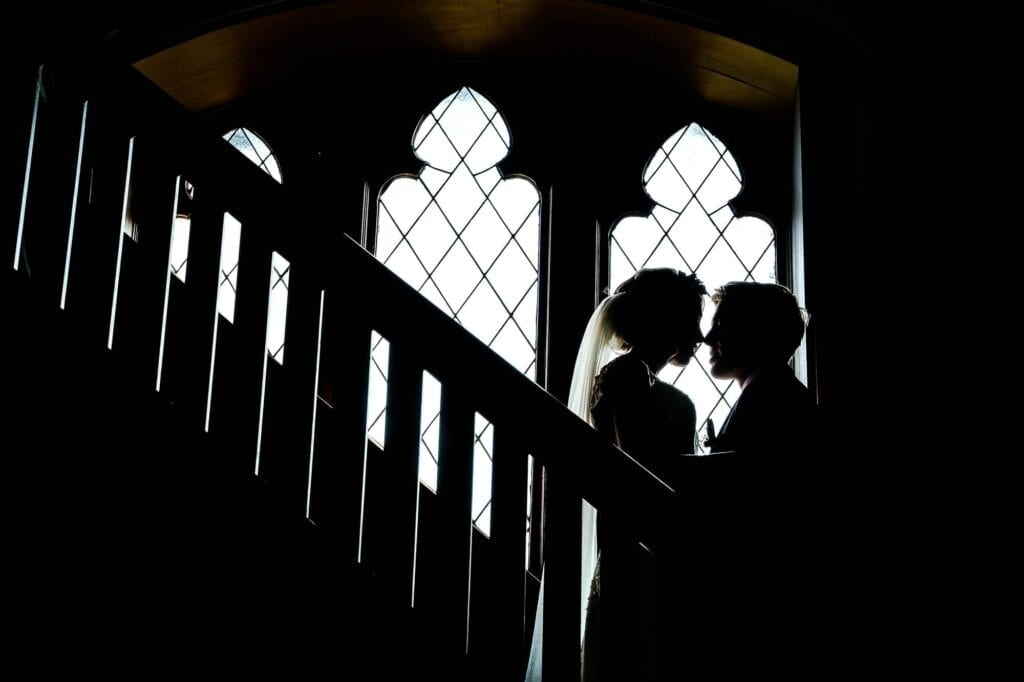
[{"xmin": 568, "ymin": 268, "xmax": 705, "ymax": 425}]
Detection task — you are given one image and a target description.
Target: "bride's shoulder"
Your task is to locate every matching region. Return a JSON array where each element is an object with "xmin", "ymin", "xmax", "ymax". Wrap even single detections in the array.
[
  {"xmin": 596, "ymin": 354, "xmax": 654, "ymax": 392},
  {"xmin": 652, "ymin": 377, "xmax": 696, "ymax": 415}
]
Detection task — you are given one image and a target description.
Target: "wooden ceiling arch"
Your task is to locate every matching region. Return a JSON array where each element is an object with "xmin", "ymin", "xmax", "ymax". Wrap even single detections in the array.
[{"xmin": 134, "ymin": 0, "xmax": 797, "ymax": 116}]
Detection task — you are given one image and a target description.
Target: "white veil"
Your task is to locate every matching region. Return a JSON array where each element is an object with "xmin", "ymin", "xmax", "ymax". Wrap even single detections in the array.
[
  {"xmin": 527, "ymin": 294, "xmax": 622, "ymax": 680},
  {"xmin": 569, "ymin": 295, "xmax": 622, "ymax": 650},
  {"xmin": 567, "ymin": 295, "xmax": 621, "ymax": 424}
]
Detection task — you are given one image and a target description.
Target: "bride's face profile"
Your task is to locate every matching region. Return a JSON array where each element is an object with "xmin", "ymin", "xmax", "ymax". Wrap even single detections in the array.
[
  {"xmin": 626, "ymin": 303, "xmax": 701, "ymax": 370},
  {"xmin": 665, "ymin": 315, "xmax": 702, "ymax": 367}
]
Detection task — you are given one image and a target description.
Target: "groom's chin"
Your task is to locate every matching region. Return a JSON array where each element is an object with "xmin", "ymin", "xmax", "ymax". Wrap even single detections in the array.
[{"xmin": 708, "ymin": 363, "xmax": 729, "ymax": 380}]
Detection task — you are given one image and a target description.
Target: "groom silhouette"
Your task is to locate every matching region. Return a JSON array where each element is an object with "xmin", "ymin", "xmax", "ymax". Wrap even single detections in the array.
[{"xmin": 703, "ymin": 282, "xmax": 816, "ymax": 458}]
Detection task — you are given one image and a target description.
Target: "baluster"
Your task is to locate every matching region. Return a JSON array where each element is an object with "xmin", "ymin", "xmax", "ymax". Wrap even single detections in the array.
[
  {"xmin": 255, "ymin": 248, "xmax": 321, "ymax": 516},
  {"xmin": 541, "ymin": 466, "xmax": 583, "ymax": 681},
  {"xmin": 305, "ymin": 287, "xmax": 371, "ymax": 561},
  {"xmin": 433, "ymin": 380, "xmax": 475, "ymax": 655},
  {"xmin": 155, "ymin": 179, "xmax": 222, "ymax": 431},
  {"xmin": 485, "ymin": 422, "xmax": 529, "ymax": 679},
  {"xmin": 18, "ymin": 67, "xmax": 88, "ymax": 306},
  {"xmin": 7, "ymin": 65, "xmax": 41, "ymax": 279},
  {"xmin": 363, "ymin": 338, "xmax": 421, "ymax": 606},
  {"xmin": 106, "ymin": 136, "xmax": 177, "ymax": 394},
  {"xmin": 206, "ymin": 209, "xmax": 272, "ymax": 475},
  {"xmin": 60, "ymin": 98, "xmax": 132, "ymax": 346}
]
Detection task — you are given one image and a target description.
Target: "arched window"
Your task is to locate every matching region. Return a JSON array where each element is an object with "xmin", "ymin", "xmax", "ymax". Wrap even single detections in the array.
[
  {"xmin": 371, "ymin": 86, "xmax": 541, "ymax": 534},
  {"xmin": 223, "ymin": 127, "xmax": 283, "ymax": 183},
  {"xmin": 610, "ymin": 122, "xmax": 776, "ymax": 452}
]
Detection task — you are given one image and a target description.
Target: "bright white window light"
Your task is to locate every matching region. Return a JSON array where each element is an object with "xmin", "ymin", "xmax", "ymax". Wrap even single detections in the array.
[
  {"xmin": 610, "ymin": 122, "xmax": 778, "ymax": 453},
  {"xmin": 374, "ymin": 87, "xmax": 540, "ymax": 536},
  {"xmin": 217, "ymin": 213, "xmax": 242, "ymax": 323},
  {"xmin": 223, "ymin": 127, "xmax": 282, "ymax": 183},
  {"xmin": 266, "ymin": 251, "xmax": 290, "ymax": 365}
]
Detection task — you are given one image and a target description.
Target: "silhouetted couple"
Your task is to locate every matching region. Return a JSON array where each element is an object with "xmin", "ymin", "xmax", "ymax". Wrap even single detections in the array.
[
  {"xmin": 575, "ymin": 269, "xmax": 815, "ymax": 476},
  {"xmin": 565, "ymin": 269, "xmax": 815, "ymax": 681}
]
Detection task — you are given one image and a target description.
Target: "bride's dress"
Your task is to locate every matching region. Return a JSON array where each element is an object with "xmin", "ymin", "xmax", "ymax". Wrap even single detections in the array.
[{"xmin": 527, "ymin": 352, "xmax": 695, "ymax": 681}]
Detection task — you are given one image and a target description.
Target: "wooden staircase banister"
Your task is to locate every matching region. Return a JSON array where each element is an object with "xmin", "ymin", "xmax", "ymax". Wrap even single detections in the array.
[{"xmin": 60, "ymin": 55, "xmax": 683, "ymax": 529}]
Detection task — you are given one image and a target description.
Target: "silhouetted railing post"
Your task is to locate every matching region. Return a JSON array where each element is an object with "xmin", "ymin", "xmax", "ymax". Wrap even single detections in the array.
[
  {"xmin": 435, "ymin": 381, "xmax": 476, "ymax": 655},
  {"xmin": 7, "ymin": 64, "xmax": 41, "ymax": 281},
  {"xmin": 490, "ymin": 424, "xmax": 529, "ymax": 679},
  {"xmin": 14, "ymin": 66, "xmax": 83, "ymax": 307},
  {"xmin": 105, "ymin": 136, "xmax": 176, "ymax": 394},
  {"xmin": 154, "ymin": 181, "xmax": 222, "ymax": 431},
  {"xmin": 542, "ymin": 467, "xmax": 583, "ymax": 681},
  {"xmin": 255, "ymin": 243, "xmax": 321, "ymax": 516},
  {"xmin": 305, "ymin": 285, "xmax": 372, "ymax": 561},
  {"xmin": 62, "ymin": 99, "xmax": 133, "ymax": 344},
  {"xmin": 370, "ymin": 340, "xmax": 422, "ymax": 606}
]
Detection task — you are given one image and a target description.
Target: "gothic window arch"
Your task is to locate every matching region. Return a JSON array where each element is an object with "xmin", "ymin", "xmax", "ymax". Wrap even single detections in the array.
[
  {"xmin": 610, "ymin": 122, "xmax": 777, "ymax": 452},
  {"xmin": 370, "ymin": 86, "xmax": 541, "ymax": 535},
  {"xmin": 223, "ymin": 126, "xmax": 283, "ymax": 183}
]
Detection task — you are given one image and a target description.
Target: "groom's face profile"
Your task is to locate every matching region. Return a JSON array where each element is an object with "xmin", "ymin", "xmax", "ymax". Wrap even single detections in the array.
[{"xmin": 705, "ymin": 301, "xmax": 748, "ymax": 382}]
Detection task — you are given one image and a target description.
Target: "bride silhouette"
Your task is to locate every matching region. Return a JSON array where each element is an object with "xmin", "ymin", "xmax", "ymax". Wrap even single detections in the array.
[{"xmin": 528, "ymin": 267, "xmax": 705, "ymax": 681}]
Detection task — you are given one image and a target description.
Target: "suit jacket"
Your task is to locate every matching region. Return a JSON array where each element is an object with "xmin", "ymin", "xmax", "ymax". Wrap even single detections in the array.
[{"xmin": 711, "ymin": 364, "xmax": 816, "ymax": 458}]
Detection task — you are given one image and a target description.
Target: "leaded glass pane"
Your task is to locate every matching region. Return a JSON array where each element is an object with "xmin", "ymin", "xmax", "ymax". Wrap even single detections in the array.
[
  {"xmin": 697, "ymin": 159, "xmax": 742, "ymax": 214},
  {"xmin": 513, "ymin": 280, "xmax": 539, "ymax": 348},
  {"xmin": 405, "ymin": 202, "xmax": 457, "ymax": 272},
  {"xmin": 472, "ymin": 413, "xmax": 494, "ymax": 536},
  {"xmin": 610, "ymin": 122, "xmax": 777, "ymax": 453},
  {"xmin": 724, "ymin": 216, "xmax": 774, "ymax": 270},
  {"xmin": 667, "ymin": 203, "xmax": 719, "ymax": 270},
  {"xmin": 380, "ymin": 177, "xmax": 432, "ymax": 235},
  {"xmin": 384, "ymin": 240, "xmax": 429, "ymax": 292},
  {"xmin": 432, "ymin": 241, "xmax": 479, "ymax": 313},
  {"xmin": 169, "ymin": 216, "xmax": 191, "ymax": 283},
  {"xmin": 695, "ymin": 238, "xmax": 747, "ymax": 293},
  {"xmin": 374, "ymin": 207, "xmax": 402, "ymax": 263},
  {"xmin": 420, "ymin": 372, "xmax": 442, "ymax": 491},
  {"xmin": 217, "ymin": 213, "xmax": 242, "ymax": 324},
  {"xmin": 610, "ymin": 216, "xmax": 657, "ymax": 271},
  {"xmin": 367, "ymin": 332, "xmax": 389, "ymax": 447},
  {"xmin": 489, "ymin": 244, "xmax": 535, "ymax": 311},
  {"xmin": 461, "ymin": 202, "xmax": 508, "ymax": 271},
  {"xmin": 266, "ymin": 252, "xmax": 290, "ymax": 365},
  {"xmin": 460, "ymin": 281, "xmax": 508, "ymax": 344}
]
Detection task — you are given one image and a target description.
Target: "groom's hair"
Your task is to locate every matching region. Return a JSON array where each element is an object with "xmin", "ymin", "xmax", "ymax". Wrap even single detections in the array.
[{"xmin": 713, "ymin": 282, "xmax": 807, "ymax": 364}]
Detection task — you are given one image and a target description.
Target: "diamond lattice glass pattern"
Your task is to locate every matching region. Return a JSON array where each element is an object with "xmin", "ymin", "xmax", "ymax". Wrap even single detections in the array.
[
  {"xmin": 375, "ymin": 87, "xmax": 540, "ymax": 535},
  {"xmin": 169, "ymin": 216, "xmax": 191, "ymax": 283},
  {"xmin": 217, "ymin": 213, "xmax": 242, "ymax": 324},
  {"xmin": 367, "ymin": 332, "xmax": 389, "ymax": 448},
  {"xmin": 472, "ymin": 413, "xmax": 494, "ymax": 536},
  {"xmin": 266, "ymin": 252, "xmax": 290, "ymax": 366},
  {"xmin": 611, "ymin": 123, "xmax": 777, "ymax": 453},
  {"xmin": 223, "ymin": 127, "xmax": 283, "ymax": 183}
]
